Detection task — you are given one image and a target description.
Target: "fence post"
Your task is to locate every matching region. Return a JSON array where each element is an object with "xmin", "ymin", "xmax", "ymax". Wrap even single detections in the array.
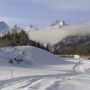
[{"xmin": 11, "ymin": 69, "xmax": 13, "ymax": 79}]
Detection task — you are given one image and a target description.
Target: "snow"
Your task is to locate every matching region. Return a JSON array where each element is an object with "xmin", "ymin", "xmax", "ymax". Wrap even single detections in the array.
[
  {"xmin": 0, "ymin": 46, "xmax": 63, "ymax": 66},
  {"xmin": 73, "ymin": 59, "xmax": 90, "ymax": 73},
  {"xmin": 0, "ymin": 46, "xmax": 90, "ymax": 90},
  {"xmin": 74, "ymin": 55, "xmax": 80, "ymax": 59},
  {"xmin": 73, "ymin": 60, "xmax": 85, "ymax": 73}
]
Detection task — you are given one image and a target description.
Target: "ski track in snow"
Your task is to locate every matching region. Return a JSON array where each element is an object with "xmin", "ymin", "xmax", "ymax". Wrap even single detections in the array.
[
  {"xmin": 0, "ymin": 73, "xmax": 90, "ymax": 90},
  {"xmin": 0, "ymin": 77, "xmax": 66, "ymax": 90}
]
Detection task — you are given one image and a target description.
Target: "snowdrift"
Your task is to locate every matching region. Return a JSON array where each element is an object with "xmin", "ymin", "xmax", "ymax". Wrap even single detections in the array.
[
  {"xmin": 0, "ymin": 46, "xmax": 63, "ymax": 67},
  {"xmin": 73, "ymin": 59, "xmax": 90, "ymax": 73}
]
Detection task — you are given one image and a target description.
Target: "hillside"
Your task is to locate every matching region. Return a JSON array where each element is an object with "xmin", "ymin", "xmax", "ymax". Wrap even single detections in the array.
[
  {"xmin": 0, "ymin": 46, "xmax": 90, "ymax": 90},
  {"xmin": 53, "ymin": 34, "xmax": 90, "ymax": 55},
  {"xmin": 0, "ymin": 46, "xmax": 62, "ymax": 67}
]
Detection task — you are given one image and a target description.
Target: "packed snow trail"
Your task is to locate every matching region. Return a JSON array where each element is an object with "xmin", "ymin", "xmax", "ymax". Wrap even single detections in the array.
[{"xmin": 0, "ymin": 74, "xmax": 90, "ymax": 90}]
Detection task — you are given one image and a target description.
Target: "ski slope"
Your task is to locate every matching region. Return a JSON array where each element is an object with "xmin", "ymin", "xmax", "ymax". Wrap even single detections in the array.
[
  {"xmin": 26, "ymin": 22, "xmax": 90, "ymax": 45},
  {"xmin": 0, "ymin": 46, "xmax": 90, "ymax": 90}
]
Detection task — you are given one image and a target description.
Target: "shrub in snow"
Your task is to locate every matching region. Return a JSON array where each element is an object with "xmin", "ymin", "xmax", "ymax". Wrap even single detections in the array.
[
  {"xmin": 14, "ymin": 58, "xmax": 23, "ymax": 64},
  {"xmin": 8, "ymin": 51, "xmax": 24, "ymax": 64},
  {"xmin": 9, "ymin": 59, "xmax": 13, "ymax": 64},
  {"xmin": 88, "ymin": 57, "xmax": 90, "ymax": 60},
  {"xmin": 9, "ymin": 57, "xmax": 24, "ymax": 64}
]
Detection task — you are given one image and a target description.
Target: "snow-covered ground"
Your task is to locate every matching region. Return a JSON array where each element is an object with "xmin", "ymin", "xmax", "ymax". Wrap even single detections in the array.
[{"xmin": 0, "ymin": 46, "xmax": 90, "ymax": 90}]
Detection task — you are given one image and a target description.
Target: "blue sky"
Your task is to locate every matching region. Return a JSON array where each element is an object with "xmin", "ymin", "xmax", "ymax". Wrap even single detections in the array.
[{"xmin": 0, "ymin": 0, "xmax": 90, "ymax": 28}]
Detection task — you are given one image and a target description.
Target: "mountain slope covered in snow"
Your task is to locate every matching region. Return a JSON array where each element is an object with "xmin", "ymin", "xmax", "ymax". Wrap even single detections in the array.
[
  {"xmin": 0, "ymin": 21, "xmax": 9, "ymax": 34},
  {"xmin": 53, "ymin": 34, "xmax": 90, "ymax": 55}
]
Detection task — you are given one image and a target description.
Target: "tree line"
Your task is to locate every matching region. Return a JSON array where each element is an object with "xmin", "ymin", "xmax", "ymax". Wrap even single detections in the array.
[
  {"xmin": 0, "ymin": 26, "xmax": 50, "ymax": 52},
  {"xmin": 53, "ymin": 35, "xmax": 90, "ymax": 56}
]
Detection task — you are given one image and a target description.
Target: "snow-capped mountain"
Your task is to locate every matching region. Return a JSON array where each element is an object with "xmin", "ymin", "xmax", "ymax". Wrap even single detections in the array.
[
  {"xmin": 0, "ymin": 20, "xmax": 90, "ymax": 47},
  {"xmin": 27, "ymin": 22, "xmax": 90, "ymax": 45},
  {"xmin": 0, "ymin": 21, "xmax": 9, "ymax": 33},
  {"xmin": 25, "ymin": 24, "xmax": 38, "ymax": 32},
  {"xmin": 50, "ymin": 19, "xmax": 66, "ymax": 27}
]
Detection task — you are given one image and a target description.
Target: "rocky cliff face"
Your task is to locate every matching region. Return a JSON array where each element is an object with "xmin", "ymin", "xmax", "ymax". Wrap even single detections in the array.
[{"xmin": 0, "ymin": 21, "xmax": 9, "ymax": 33}]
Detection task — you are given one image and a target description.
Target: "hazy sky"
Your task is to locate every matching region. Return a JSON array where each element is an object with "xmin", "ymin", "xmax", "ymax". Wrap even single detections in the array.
[{"xmin": 0, "ymin": 0, "xmax": 90, "ymax": 28}]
